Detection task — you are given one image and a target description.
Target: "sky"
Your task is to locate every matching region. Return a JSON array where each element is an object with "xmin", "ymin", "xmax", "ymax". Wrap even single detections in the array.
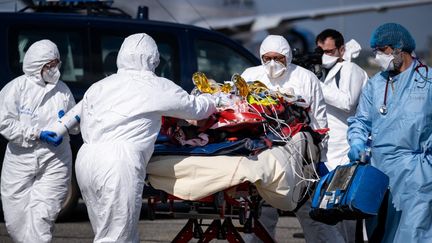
[{"xmin": 1, "ymin": 0, "xmax": 431, "ymax": 54}]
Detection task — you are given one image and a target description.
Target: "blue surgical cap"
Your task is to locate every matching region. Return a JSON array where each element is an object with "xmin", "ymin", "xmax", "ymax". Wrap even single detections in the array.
[{"xmin": 370, "ymin": 23, "xmax": 416, "ymax": 52}]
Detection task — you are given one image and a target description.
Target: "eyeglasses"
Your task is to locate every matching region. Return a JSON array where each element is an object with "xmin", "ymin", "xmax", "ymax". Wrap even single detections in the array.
[
  {"xmin": 43, "ymin": 59, "xmax": 61, "ymax": 69},
  {"xmin": 322, "ymin": 47, "xmax": 338, "ymax": 55},
  {"xmin": 262, "ymin": 55, "xmax": 286, "ymax": 63},
  {"xmin": 373, "ymin": 46, "xmax": 391, "ymax": 55}
]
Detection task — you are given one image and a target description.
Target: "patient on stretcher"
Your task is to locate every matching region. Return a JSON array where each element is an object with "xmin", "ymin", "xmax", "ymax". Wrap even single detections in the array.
[{"xmin": 147, "ymin": 72, "xmax": 327, "ymax": 211}]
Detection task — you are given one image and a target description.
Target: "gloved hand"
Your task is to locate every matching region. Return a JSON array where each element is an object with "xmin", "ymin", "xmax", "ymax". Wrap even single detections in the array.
[
  {"xmin": 58, "ymin": 109, "xmax": 65, "ymax": 119},
  {"xmin": 317, "ymin": 161, "xmax": 329, "ymax": 177},
  {"xmin": 39, "ymin": 130, "xmax": 63, "ymax": 147},
  {"xmin": 348, "ymin": 140, "xmax": 366, "ymax": 162}
]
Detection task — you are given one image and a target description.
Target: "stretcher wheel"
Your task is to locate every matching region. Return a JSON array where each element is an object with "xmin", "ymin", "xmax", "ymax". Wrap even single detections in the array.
[
  {"xmin": 238, "ymin": 206, "xmax": 246, "ymax": 225},
  {"xmin": 160, "ymin": 191, "xmax": 168, "ymax": 203},
  {"xmin": 214, "ymin": 191, "xmax": 224, "ymax": 211},
  {"xmin": 147, "ymin": 207, "xmax": 155, "ymax": 220},
  {"xmin": 193, "ymin": 219, "xmax": 203, "ymax": 239},
  {"xmin": 243, "ymin": 216, "xmax": 253, "ymax": 233},
  {"xmin": 147, "ymin": 197, "xmax": 156, "ymax": 220}
]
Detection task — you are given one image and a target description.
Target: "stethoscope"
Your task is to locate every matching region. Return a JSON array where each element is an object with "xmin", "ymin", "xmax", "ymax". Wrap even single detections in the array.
[
  {"xmin": 379, "ymin": 58, "xmax": 430, "ymax": 115},
  {"xmin": 379, "ymin": 76, "xmax": 392, "ymax": 115}
]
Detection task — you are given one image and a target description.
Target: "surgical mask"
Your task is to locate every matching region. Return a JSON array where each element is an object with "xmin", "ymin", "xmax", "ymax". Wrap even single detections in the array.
[
  {"xmin": 42, "ymin": 67, "xmax": 60, "ymax": 84},
  {"xmin": 375, "ymin": 52, "xmax": 395, "ymax": 71},
  {"xmin": 321, "ymin": 54, "xmax": 339, "ymax": 69},
  {"xmin": 263, "ymin": 59, "xmax": 286, "ymax": 79}
]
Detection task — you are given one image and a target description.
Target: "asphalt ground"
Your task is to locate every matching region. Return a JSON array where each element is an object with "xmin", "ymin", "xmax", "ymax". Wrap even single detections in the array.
[{"xmin": 0, "ymin": 200, "xmax": 306, "ymax": 243}]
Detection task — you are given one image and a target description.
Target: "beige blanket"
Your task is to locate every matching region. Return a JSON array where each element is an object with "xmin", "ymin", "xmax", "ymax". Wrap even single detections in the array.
[{"xmin": 147, "ymin": 132, "xmax": 319, "ymax": 211}]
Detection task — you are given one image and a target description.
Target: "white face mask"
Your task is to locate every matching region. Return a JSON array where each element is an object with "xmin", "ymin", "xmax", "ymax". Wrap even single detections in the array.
[
  {"xmin": 375, "ymin": 52, "xmax": 395, "ymax": 71},
  {"xmin": 263, "ymin": 60, "xmax": 286, "ymax": 79},
  {"xmin": 42, "ymin": 67, "xmax": 60, "ymax": 84},
  {"xmin": 321, "ymin": 54, "xmax": 339, "ymax": 69}
]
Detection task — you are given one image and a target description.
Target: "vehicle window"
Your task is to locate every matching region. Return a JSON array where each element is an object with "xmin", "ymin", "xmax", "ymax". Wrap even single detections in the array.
[
  {"xmin": 195, "ymin": 39, "xmax": 256, "ymax": 82},
  {"xmin": 10, "ymin": 29, "xmax": 84, "ymax": 83},
  {"xmin": 100, "ymin": 35, "xmax": 122, "ymax": 77},
  {"xmin": 100, "ymin": 34, "xmax": 178, "ymax": 81}
]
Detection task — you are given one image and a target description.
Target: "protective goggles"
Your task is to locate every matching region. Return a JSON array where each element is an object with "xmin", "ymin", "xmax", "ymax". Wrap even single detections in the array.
[{"xmin": 43, "ymin": 59, "xmax": 62, "ymax": 69}]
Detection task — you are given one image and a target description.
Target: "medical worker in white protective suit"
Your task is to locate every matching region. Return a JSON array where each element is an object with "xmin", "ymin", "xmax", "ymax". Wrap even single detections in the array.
[
  {"xmin": 241, "ymin": 35, "xmax": 328, "ymax": 242},
  {"xmin": 316, "ymin": 29, "xmax": 368, "ymax": 171},
  {"xmin": 315, "ymin": 29, "xmax": 369, "ymax": 243},
  {"xmin": 348, "ymin": 23, "xmax": 432, "ymax": 242},
  {"xmin": 0, "ymin": 39, "xmax": 78, "ymax": 242},
  {"xmin": 75, "ymin": 33, "xmax": 218, "ymax": 242}
]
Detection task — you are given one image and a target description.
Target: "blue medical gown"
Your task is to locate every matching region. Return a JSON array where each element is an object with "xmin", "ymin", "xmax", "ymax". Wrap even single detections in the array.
[{"xmin": 348, "ymin": 60, "xmax": 432, "ymax": 242}]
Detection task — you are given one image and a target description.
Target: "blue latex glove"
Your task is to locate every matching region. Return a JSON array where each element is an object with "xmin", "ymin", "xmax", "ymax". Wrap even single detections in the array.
[
  {"xmin": 40, "ymin": 130, "xmax": 63, "ymax": 147},
  {"xmin": 58, "ymin": 109, "xmax": 65, "ymax": 119},
  {"xmin": 317, "ymin": 161, "xmax": 329, "ymax": 177},
  {"xmin": 348, "ymin": 140, "xmax": 366, "ymax": 162}
]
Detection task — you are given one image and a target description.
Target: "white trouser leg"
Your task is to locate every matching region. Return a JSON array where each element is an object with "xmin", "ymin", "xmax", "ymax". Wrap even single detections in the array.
[
  {"xmin": 1, "ymin": 146, "xmax": 71, "ymax": 243},
  {"xmin": 76, "ymin": 144, "xmax": 146, "ymax": 243}
]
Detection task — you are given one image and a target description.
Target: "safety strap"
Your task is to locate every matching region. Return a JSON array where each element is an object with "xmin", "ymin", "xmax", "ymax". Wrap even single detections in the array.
[
  {"xmin": 320, "ymin": 68, "xmax": 328, "ymax": 82},
  {"xmin": 320, "ymin": 67, "xmax": 341, "ymax": 88},
  {"xmin": 335, "ymin": 68, "xmax": 341, "ymax": 88}
]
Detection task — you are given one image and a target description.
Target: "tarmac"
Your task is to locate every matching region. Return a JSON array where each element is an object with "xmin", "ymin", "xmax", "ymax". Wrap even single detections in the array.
[{"xmin": 0, "ymin": 200, "xmax": 306, "ymax": 242}]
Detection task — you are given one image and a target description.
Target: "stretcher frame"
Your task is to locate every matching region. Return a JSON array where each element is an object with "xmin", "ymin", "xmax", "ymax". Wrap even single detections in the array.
[{"xmin": 147, "ymin": 182, "xmax": 276, "ymax": 243}]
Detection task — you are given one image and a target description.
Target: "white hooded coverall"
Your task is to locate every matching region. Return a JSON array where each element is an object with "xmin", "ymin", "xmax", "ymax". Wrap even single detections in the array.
[
  {"xmin": 241, "ymin": 35, "xmax": 328, "ymax": 159},
  {"xmin": 0, "ymin": 40, "xmax": 77, "ymax": 243},
  {"xmin": 241, "ymin": 35, "xmax": 328, "ymax": 241},
  {"xmin": 75, "ymin": 33, "xmax": 217, "ymax": 242},
  {"xmin": 320, "ymin": 40, "xmax": 368, "ymax": 171}
]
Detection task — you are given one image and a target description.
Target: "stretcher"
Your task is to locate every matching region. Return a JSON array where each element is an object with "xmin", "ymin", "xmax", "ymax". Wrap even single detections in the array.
[
  {"xmin": 147, "ymin": 182, "xmax": 275, "ymax": 242},
  {"xmin": 146, "ymin": 131, "xmax": 320, "ymax": 242}
]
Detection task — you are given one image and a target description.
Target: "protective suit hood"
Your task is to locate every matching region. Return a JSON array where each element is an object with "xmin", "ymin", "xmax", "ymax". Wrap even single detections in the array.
[
  {"xmin": 22, "ymin": 39, "xmax": 60, "ymax": 85},
  {"xmin": 342, "ymin": 39, "xmax": 362, "ymax": 62},
  {"xmin": 116, "ymin": 33, "xmax": 160, "ymax": 73},
  {"xmin": 260, "ymin": 35, "xmax": 293, "ymax": 65}
]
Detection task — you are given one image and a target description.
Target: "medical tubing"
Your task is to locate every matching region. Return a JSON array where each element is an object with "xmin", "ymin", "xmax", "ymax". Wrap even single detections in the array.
[
  {"xmin": 247, "ymin": 92, "xmax": 319, "ymax": 198},
  {"xmin": 288, "ymin": 137, "xmax": 319, "ymax": 182},
  {"xmin": 247, "ymin": 95, "xmax": 293, "ymax": 141}
]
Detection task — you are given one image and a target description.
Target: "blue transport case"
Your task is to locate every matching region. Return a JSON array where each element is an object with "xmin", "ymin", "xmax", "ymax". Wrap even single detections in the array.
[{"xmin": 310, "ymin": 162, "xmax": 389, "ymax": 225}]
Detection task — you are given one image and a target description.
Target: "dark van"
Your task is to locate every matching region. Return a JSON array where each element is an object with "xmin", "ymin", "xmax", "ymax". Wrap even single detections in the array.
[{"xmin": 0, "ymin": 7, "xmax": 259, "ymax": 218}]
